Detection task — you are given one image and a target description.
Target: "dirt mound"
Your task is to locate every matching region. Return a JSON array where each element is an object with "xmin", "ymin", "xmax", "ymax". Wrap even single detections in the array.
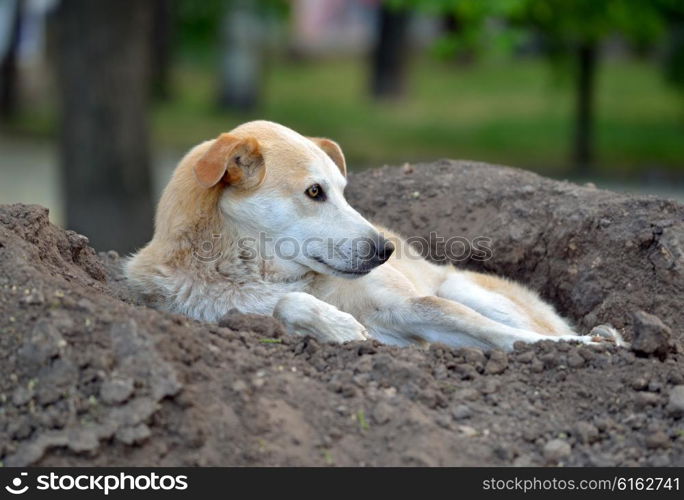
[{"xmin": 1, "ymin": 159, "xmax": 683, "ymax": 467}]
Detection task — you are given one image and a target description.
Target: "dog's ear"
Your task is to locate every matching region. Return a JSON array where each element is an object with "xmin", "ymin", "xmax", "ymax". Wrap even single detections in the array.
[
  {"xmin": 309, "ymin": 137, "xmax": 346, "ymax": 177},
  {"xmin": 194, "ymin": 133, "xmax": 265, "ymax": 189}
]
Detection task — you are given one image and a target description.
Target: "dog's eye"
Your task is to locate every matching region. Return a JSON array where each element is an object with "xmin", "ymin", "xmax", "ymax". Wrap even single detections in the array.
[{"xmin": 305, "ymin": 184, "xmax": 326, "ymax": 201}]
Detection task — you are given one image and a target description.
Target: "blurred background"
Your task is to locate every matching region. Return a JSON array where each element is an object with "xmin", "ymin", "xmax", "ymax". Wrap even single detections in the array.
[{"xmin": 1, "ymin": 0, "xmax": 683, "ymax": 253}]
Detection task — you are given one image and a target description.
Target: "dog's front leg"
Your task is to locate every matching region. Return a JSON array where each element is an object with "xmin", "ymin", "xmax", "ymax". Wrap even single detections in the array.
[{"xmin": 273, "ymin": 292, "xmax": 369, "ymax": 344}]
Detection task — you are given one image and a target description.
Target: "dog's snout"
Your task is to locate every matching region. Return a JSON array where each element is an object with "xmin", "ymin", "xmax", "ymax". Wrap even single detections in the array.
[{"xmin": 375, "ymin": 237, "xmax": 395, "ymax": 263}]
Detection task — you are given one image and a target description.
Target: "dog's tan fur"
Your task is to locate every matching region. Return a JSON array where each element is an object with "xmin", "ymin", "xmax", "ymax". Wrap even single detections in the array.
[{"xmin": 126, "ymin": 120, "xmax": 623, "ymax": 350}]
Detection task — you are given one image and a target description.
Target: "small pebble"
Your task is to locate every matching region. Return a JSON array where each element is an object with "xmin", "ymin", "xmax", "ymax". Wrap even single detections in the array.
[
  {"xmin": 634, "ymin": 392, "xmax": 660, "ymax": 408},
  {"xmin": 459, "ymin": 425, "xmax": 477, "ymax": 437},
  {"xmin": 630, "ymin": 377, "xmax": 649, "ymax": 391},
  {"xmin": 371, "ymin": 401, "xmax": 393, "ymax": 425},
  {"xmin": 451, "ymin": 404, "xmax": 472, "ymax": 420},
  {"xmin": 543, "ymin": 439, "xmax": 571, "ymax": 462},
  {"xmin": 574, "ymin": 422, "xmax": 599, "ymax": 444},
  {"xmin": 645, "ymin": 431, "xmax": 670, "ymax": 450},
  {"xmin": 667, "ymin": 385, "xmax": 684, "ymax": 416}
]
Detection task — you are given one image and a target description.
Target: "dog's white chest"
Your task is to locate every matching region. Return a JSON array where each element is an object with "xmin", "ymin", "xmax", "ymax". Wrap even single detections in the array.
[{"xmin": 163, "ymin": 267, "xmax": 310, "ymax": 322}]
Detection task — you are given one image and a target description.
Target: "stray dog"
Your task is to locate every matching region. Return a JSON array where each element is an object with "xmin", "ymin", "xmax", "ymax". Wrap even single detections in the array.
[{"xmin": 125, "ymin": 120, "xmax": 624, "ymax": 351}]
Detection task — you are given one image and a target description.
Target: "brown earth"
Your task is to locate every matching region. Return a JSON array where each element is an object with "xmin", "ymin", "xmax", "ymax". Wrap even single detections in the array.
[{"xmin": 1, "ymin": 160, "xmax": 683, "ymax": 467}]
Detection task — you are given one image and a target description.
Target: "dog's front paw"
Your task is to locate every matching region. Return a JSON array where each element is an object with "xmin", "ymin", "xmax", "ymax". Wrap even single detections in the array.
[
  {"xmin": 273, "ymin": 292, "xmax": 369, "ymax": 344},
  {"xmin": 314, "ymin": 308, "xmax": 369, "ymax": 344}
]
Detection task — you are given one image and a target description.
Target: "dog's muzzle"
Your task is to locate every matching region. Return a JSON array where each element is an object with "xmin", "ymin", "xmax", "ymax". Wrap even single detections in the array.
[{"xmin": 310, "ymin": 234, "xmax": 395, "ymax": 277}]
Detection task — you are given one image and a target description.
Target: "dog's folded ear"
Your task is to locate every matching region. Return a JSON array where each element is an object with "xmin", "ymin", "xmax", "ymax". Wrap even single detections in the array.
[
  {"xmin": 194, "ymin": 133, "xmax": 265, "ymax": 189},
  {"xmin": 308, "ymin": 137, "xmax": 346, "ymax": 177}
]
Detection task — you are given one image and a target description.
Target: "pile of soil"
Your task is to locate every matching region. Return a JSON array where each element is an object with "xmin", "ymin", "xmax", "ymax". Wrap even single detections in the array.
[{"xmin": 1, "ymin": 160, "xmax": 683, "ymax": 467}]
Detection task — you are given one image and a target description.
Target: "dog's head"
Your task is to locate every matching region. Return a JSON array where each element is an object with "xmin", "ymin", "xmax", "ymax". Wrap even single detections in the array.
[{"xmin": 188, "ymin": 120, "xmax": 394, "ymax": 278}]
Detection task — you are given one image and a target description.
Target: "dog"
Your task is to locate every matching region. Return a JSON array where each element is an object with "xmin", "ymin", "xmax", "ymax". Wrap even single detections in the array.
[{"xmin": 125, "ymin": 120, "xmax": 624, "ymax": 351}]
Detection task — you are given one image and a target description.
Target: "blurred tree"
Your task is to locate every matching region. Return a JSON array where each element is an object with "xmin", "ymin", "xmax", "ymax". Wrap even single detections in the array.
[
  {"xmin": 371, "ymin": 3, "xmax": 411, "ymax": 99},
  {"xmin": 511, "ymin": 0, "xmax": 676, "ymax": 173},
  {"xmin": 217, "ymin": 0, "xmax": 264, "ymax": 111},
  {"xmin": 216, "ymin": 0, "xmax": 286, "ymax": 111},
  {"xmin": 173, "ymin": 0, "xmax": 285, "ymax": 111},
  {"xmin": 174, "ymin": 0, "xmax": 223, "ymax": 54},
  {"xmin": 55, "ymin": 0, "xmax": 154, "ymax": 253},
  {"xmin": 0, "ymin": 0, "xmax": 22, "ymax": 121},
  {"xmin": 151, "ymin": 0, "xmax": 174, "ymax": 100},
  {"xmin": 663, "ymin": 8, "xmax": 684, "ymax": 94},
  {"xmin": 393, "ymin": 0, "xmax": 681, "ymax": 173}
]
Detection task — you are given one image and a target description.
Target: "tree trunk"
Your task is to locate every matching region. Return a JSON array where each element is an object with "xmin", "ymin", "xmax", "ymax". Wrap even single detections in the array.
[
  {"xmin": 572, "ymin": 42, "xmax": 597, "ymax": 174},
  {"xmin": 442, "ymin": 12, "xmax": 474, "ymax": 66},
  {"xmin": 0, "ymin": 0, "xmax": 23, "ymax": 121},
  {"xmin": 371, "ymin": 5, "xmax": 410, "ymax": 99},
  {"xmin": 55, "ymin": 0, "xmax": 154, "ymax": 253},
  {"xmin": 217, "ymin": 0, "xmax": 263, "ymax": 111},
  {"xmin": 151, "ymin": 0, "xmax": 173, "ymax": 100}
]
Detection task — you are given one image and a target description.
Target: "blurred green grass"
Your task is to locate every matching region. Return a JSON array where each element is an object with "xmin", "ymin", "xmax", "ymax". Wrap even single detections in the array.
[
  {"xmin": 8, "ymin": 56, "xmax": 684, "ymax": 176},
  {"xmin": 155, "ymin": 56, "xmax": 684, "ymax": 176}
]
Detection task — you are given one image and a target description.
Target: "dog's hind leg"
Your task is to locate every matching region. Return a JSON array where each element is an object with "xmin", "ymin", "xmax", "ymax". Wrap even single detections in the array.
[
  {"xmin": 273, "ymin": 292, "xmax": 369, "ymax": 344},
  {"xmin": 435, "ymin": 270, "xmax": 628, "ymax": 347},
  {"xmin": 367, "ymin": 295, "xmax": 596, "ymax": 352},
  {"xmin": 435, "ymin": 270, "xmax": 576, "ymax": 336}
]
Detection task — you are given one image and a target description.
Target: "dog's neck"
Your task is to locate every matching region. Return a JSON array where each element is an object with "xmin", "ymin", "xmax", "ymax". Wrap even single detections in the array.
[{"xmin": 218, "ymin": 217, "xmax": 315, "ymax": 286}]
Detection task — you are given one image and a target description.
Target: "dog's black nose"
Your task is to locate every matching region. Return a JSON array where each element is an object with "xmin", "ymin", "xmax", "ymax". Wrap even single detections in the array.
[{"xmin": 376, "ymin": 238, "xmax": 395, "ymax": 263}]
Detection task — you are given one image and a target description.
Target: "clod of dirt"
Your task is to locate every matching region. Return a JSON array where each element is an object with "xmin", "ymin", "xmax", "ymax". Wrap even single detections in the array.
[
  {"xmin": 2, "ymin": 159, "xmax": 684, "ymax": 467},
  {"xmin": 219, "ymin": 311, "xmax": 286, "ymax": 338},
  {"xmin": 631, "ymin": 310, "xmax": 675, "ymax": 359},
  {"xmin": 645, "ymin": 431, "xmax": 671, "ymax": 450},
  {"xmin": 99, "ymin": 377, "xmax": 135, "ymax": 405},
  {"xmin": 485, "ymin": 351, "xmax": 508, "ymax": 375},
  {"xmin": 635, "ymin": 392, "xmax": 662, "ymax": 408},
  {"xmin": 574, "ymin": 422, "xmax": 599, "ymax": 445}
]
